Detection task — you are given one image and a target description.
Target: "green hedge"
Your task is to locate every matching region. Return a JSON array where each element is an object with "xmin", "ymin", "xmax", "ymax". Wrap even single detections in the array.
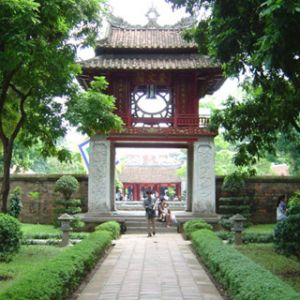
[
  {"xmin": 216, "ymin": 231, "xmax": 274, "ymax": 244},
  {"xmin": 191, "ymin": 229, "xmax": 300, "ymax": 300},
  {"xmin": 183, "ymin": 218, "xmax": 212, "ymax": 240},
  {"xmin": 22, "ymin": 232, "xmax": 89, "ymax": 240},
  {"xmin": 95, "ymin": 221, "xmax": 120, "ymax": 239},
  {"xmin": 0, "ymin": 230, "xmax": 112, "ymax": 300}
]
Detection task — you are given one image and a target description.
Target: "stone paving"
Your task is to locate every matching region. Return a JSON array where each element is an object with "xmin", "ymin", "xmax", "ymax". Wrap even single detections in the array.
[{"xmin": 76, "ymin": 233, "xmax": 223, "ymax": 300}]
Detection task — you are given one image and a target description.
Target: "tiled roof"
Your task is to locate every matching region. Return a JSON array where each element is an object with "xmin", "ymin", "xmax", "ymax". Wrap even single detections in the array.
[
  {"xmin": 96, "ymin": 26, "xmax": 197, "ymax": 50},
  {"xmin": 119, "ymin": 166, "xmax": 181, "ymax": 183},
  {"xmin": 81, "ymin": 53, "xmax": 218, "ymax": 70}
]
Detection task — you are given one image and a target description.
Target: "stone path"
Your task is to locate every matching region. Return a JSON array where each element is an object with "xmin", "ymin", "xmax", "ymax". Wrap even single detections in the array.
[{"xmin": 75, "ymin": 233, "xmax": 223, "ymax": 300}]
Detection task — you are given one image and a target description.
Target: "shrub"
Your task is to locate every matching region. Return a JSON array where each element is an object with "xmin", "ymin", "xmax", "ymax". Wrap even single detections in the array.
[
  {"xmin": 22, "ymin": 232, "xmax": 89, "ymax": 240},
  {"xmin": 0, "ymin": 230, "xmax": 112, "ymax": 300},
  {"xmin": 216, "ymin": 231, "xmax": 273, "ymax": 244},
  {"xmin": 273, "ymin": 214, "xmax": 300, "ymax": 259},
  {"xmin": 222, "ymin": 171, "xmax": 245, "ymax": 194},
  {"xmin": 0, "ymin": 214, "xmax": 22, "ymax": 262},
  {"xmin": 183, "ymin": 219, "xmax": 212, "ymax": 240},
  {"xmin": 55, "ymin": 175, "xmax": 79, "ymax": 200},
  {"xmin": 8, "ymin": 187, "xmax": 23, "ymax": 218},
  {"xmin": 288, "ymin": 190, "xmax": 300, "ymax": 209},
  {"xmin": 191, "ymin": 229, "xmax": 300, "ymax": 299},
  {"xmin": 288, "ymin": 202, "xmax": 300, "ymax": 216},
  {"xmin": 242, "ymin": 232, "xmax": 274, "ymax": 244},
  {"xmin": 53, "ymin": 176, "xmax": 83, "ymax": 229},
  {"xmin": 95, "ymin": 221, "xmax": 121, "ymax": 239}
]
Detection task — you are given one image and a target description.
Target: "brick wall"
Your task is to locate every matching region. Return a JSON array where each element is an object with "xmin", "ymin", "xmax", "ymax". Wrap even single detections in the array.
[
  {"xmin": 2, "ymin": 175, "xmax": 88, "ymax": 224},
  {"xmin": 217, "ymin": 176, "xmax": 300, "ymax": 224},
  {"xmin": 1, "ymin": 175, "xmax": 300, "ymax": 224}
]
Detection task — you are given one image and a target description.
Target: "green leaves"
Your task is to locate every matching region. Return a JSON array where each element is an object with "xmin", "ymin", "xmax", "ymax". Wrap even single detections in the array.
[
  {"xmin": 66, "ymin": 76, "xmax": 123, "ymax": 136},
  {"xmin": 169, "ymin": 0, "xmax": 300, "ymax": 170},
  {"xmin": 0, "ymin": 0, "xmax": 106, "ymax": 209}
]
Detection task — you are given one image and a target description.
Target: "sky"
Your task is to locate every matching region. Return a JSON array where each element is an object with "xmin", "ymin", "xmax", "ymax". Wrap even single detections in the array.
[{"xmin": 68, "ymin": 0, "xmax": 240, "ymax": 152}]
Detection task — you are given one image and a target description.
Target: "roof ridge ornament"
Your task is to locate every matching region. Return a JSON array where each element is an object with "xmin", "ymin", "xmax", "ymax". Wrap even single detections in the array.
[{"xmin": 145, "ymin": 6, "xmax": 160, "ymax": 28}]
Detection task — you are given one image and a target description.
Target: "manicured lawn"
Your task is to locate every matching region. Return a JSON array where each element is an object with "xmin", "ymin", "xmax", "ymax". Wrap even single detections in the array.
[
  {"xmin": 0, "ymin": 245, "xmax": 63, "ymax": 292},
  {"xmin": 244, "ymin": 223, "xmax": 276, "ymax": 234},
  {"xmin": 237, "ymin": 243, "xmax": 300, "ymax": 292},
  {"xmin": 21, "ymin": 223, "xmax": 60, "ymax": 235}
]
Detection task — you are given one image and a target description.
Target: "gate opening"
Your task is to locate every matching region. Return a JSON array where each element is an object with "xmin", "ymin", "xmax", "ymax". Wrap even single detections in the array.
[{"xmin": 115, "ymin": 147, "xmax": 187, "ymax": 211}]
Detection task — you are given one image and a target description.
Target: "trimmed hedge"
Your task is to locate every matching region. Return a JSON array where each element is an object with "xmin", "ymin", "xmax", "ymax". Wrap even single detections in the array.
[
  {"xmin": 191, "ymin": 229, "xmax": 300, "ymax": 300},
  {"xmin": 183, "ymin": 218, "xmax": 213, "ymax": 240},
  {"xmin": 216, "ymin": 231, "xmax": 274, "ymax": 244},
  {"xmin": 95, "ymin": 221, "xmax": 120, "ymax": 239},
  {"xmin": 0, "ymin": 229, "xmax": 112, "ymax": 300},
  {"xmin": 22, "ymin": 232, "xmax": 89, "ymax": 240}
]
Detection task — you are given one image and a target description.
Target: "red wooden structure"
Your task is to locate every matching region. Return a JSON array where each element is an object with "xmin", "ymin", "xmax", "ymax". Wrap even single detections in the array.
[{"xmin": 79, "ymin": 9, "xmax": 224, "ymax": 206}]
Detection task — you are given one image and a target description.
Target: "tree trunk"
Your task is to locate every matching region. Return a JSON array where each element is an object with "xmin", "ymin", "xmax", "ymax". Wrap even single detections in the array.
[{"xmin": 1, "ymin": 142, "xmax": 13, "ymax": 213}]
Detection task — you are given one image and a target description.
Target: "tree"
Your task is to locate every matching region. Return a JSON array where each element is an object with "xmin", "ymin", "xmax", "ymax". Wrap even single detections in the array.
[
  {"xmin": 66, "ymin": 76, "xmax": 123, "ymax": 136},
  {"xmin": 167, "ymin": 0, "xmax": 300, "ymax": 171},
  {"xmin": 0, "ymin": 0, "xmax": 108, "ymax": 212}
]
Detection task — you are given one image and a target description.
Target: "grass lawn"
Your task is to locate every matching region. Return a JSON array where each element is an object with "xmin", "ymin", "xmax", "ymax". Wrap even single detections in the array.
[
  {"xmin": 244, "ymin": 223, "xmax": 276, "ymax": 234},
  {"xmin": 0, "ymin": 245, "xmax": 63, "ymax": 292},
  {"xmin": 21, "ymin": 223, "xmax": 60, "ymax": 235},
  {"xmin": 237, "ymin": 243, "xmax": 300, "ymax": 292}
]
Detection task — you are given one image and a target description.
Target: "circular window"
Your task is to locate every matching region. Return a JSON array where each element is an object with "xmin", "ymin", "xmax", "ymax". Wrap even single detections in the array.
[{"xmin": 131, "ymin": 86, "xmax": 172, "ymax": 120}]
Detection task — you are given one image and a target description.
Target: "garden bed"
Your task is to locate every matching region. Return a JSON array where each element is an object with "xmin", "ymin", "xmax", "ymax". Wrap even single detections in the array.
[{"xmin": 237, "ymin": 243, "xmax": 300, "ymax": 293}]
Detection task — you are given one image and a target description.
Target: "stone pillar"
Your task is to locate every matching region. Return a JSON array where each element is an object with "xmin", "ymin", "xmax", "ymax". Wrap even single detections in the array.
[
  {"xmin": 192, "ymin": 137, "xmax": 216, "ymax": 214},
  {"xmin": 88, "ymin": 135, "xmax": 112, "ymax": 214}
]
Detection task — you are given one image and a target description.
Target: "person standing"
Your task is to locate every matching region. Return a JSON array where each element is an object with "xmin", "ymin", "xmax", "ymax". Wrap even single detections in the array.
[
  {"xmin": 276, "ymin": 194, "xmax": 288, "ymax": 221},
  {"xmin": 143, "ymin": 190, "xmax": 156, "ymax": 237}
]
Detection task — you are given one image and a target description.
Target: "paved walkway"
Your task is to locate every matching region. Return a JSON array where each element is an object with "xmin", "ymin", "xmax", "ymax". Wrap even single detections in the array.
[{"xmin": 76, "ymin": 233, "xmax": 223, "ymax": 300}]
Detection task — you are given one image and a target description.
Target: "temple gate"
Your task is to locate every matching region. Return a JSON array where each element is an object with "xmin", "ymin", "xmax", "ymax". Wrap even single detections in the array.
[{"xmin": 79, "ymin": 9, "xmax": 224, "ymax": 217}]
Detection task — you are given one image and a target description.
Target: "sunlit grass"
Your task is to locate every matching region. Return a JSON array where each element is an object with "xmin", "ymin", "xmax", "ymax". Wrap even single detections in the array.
[
  {"xmin": 244, "ymin": 224, "xmax": 276, "ymax": 234},
  {"xmin": 21, "ymin": 223, "xmax": 60, "ymax": 235},
  {"xmin": 0, "ymin": 245, "xmax": 63, "ymax": 292}
]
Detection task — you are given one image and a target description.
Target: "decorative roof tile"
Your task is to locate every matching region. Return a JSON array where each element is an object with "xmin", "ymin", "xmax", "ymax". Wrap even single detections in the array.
[
  {"xmin": 81, "ymin": 54, "xmax": 218, "ymax": 70},
  {"xmin": 97, "ymin": 27, "xmax": 197, "ymax": 50}
]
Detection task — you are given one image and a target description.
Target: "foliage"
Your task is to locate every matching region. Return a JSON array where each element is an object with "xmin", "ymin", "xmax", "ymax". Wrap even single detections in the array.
[
  {"xmin": 288, "ymin": 190, "xmax": 300, "ymax": 211},
  {"xmin": 244, "ymin": 224, "xmax": 276, "ymax": 234},
  {"xmin": 53, "ymin": 175, "xmax": 83, "ymax": 228},
  {"xmin": 95, "ymin": 221, "xmax": 121, "ymax": 239},
  {"xmin": 66, "ymin": 76, "xmax": 123, "ymax": 136},
  {"xmin": 0, "ymin": 230, "xmax": 112, "ymax": 300},
  {"xmin": 167, "ymin": 0, "xmax": 300, "ymax": 172},
  {"xmin": 216, "ymin": 231, "xmax": 273, "ymax": 244},
  {"xmin": 190, "ymin": 229, "xmax": 300, "ymax": 299},
  {"xmin": 0, "ymin": 214, "xmax": 22, "ymax": 262},
  {"xmin": 22, "ymin": 232, "xmax": 88, "ymax": 241},
  {"xmin": 183, "ymin": 218, "xmax": 212, "ymax": 240},
  {"xmin": 8, "ymin": 187, "xmax": 22, "ymax": 218},
  {"xmin": 222, "ymin": 171, "xmax": 246, "ymax": 193},
  {"xmin": 31, "ymin": 152, "xmax": 86, "ymax": 174},
  {"xmin": 55, "ymin": 175, "xmax": 79, "ymax": 200},
  {"xmin": 242, "ymin": 233, "xmax": 274, "ymax": 244},
  {"xmin": 237, "ymin": 243, "xmax": 300, "ymax": 293},
  {"xmin": 273, "ymin": 214, "xmax": 300, "ymax": 259},
  {"xmin": 0, "ymin": 0, "xmax": 106, "ymax": 212},
  {"xmin": 288, "ymin": 203, "xmax": 300, "ymax": 216}
]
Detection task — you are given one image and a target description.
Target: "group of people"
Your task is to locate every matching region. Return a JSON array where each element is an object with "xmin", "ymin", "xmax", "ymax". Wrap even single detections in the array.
[{"xmin": 143, "ymin": 190, "xmax": 174, "ymax": 237}]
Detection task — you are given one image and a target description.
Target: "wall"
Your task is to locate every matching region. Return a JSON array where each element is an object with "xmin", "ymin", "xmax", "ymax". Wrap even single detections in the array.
[
  {"xmin": 2, "ymin": 175, "xmax": 88, "ymax": 224},
  {"xmin": 216, "ymin": 176, "xmax": 300, "ymax": 224},
  {"xmin": 1, "ymin": 175, "xmax": 300, "ymax": 224}
]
